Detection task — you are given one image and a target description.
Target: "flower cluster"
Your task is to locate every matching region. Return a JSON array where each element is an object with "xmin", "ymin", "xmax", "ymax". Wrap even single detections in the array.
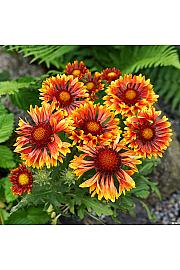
[{"xmin": 9, "ymin": 60, "xmax": 172, "ymax": 201}]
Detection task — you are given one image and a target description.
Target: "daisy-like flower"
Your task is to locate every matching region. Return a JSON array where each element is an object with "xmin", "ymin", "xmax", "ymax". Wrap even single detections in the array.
[
  {"xmin": 65, "ymin": 60, "xmax": 89, "ymax": 79},
  {"xmin": 70, "ymin": 143, "xmax": 141, "ymax": 202},
  {"xmin": 82, "ymin": 72, "xmax": 104, "ymax": 100},
  {"xmin": 103, "ymin": 74, "xmax": 158, "ymax": 118},
  {"xmin": 123, "ymin": 107, "xmax": 172, "ymax": 159},
  {"xmin": 9, "ymin": 164, "xmax": 33, "ymax": 195},
  {"xmin": 39, "ymin": 74, "xmax": 89, "ymax": 114},
  {"xmin": 14, "ymin": 102, "xmax": 73, "ymax": 169},
  {"xmin": 101, "ymin": 67, "xmax": 122, "ymax": 83},
  {"xmin": 69, "ymin": 101, "xmax": 121, "ymax": 146}
]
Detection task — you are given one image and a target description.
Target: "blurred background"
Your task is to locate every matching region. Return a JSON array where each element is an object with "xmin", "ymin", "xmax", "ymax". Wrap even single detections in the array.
[{"xmin": 0, "ymin": 45, "xmax": 179, "ymax": 224}]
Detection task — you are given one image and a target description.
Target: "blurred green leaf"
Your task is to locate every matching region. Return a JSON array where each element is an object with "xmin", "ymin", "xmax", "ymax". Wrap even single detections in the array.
[
  {"xmin": 0, "ymin": 113, "xmax": 14, "ymax": 143},
  {"xmin": 3, "ymin": 177, "xmax": 18, "ymax": 203},
  {"xmin": 0, "ymin": 146, "xmax": 15, "ymax": 169},
  {"xmin": 7, "ymin": 206, "xmax": 50, "ymax": 224}
]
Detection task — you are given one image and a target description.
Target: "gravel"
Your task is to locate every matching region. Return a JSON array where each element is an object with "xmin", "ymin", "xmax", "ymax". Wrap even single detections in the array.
[{"xmin": 152, "ymin": 191, "xmax": 180, "ymax": 225}]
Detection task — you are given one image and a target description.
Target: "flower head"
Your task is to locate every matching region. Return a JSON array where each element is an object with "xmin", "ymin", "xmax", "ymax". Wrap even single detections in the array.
[
  {"xmin": 123, "ymin": 107, "xmax": 172, "ymax": 158},
  {"xmin": 82, "ymin": 72, "xmax": 104, "ymax": 100},
  {"xmin": 101, "ymin": 67, "xmax": 122, "ymax": 83},
  {"xmin": 103, "ymin": 74, "xmax": 158, "ymax": 117},
  {"xmin": 39, "ymin": 74, "xmax": 89, "ymax": 114},
  {"xmin": 69, "ymin": 101, "xmax": 121, "ymax": 146},
  {"xmin": 9, "ymin": 164, "xmax": 33, "ymax": 195},
  {"xmin": 65, "ymin": 60, "xmax": 89, "ymax": 79},
  {"xmin": 70, "ymin": 143, "xmax": 141, "ymax": 202},
  {"xmin": 14, "ymin": 102, "xmax": 72, "ymax": 169}
]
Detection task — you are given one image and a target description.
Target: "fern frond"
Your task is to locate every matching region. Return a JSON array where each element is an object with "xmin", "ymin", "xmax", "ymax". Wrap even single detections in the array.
[
  {"xmin": 109, "ymin": 45, "xmax": 180, "ymax": 73},
  {"xmin": 8, "ymin": 45, "xmax": 79, "ymax": 68},
  {"xmin": 143, "ymin": 66, "xmax": 180, "ymax": 115}
]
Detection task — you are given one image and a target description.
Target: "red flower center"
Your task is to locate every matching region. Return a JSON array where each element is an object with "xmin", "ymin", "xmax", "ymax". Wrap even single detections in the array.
[
  {"xmin": 58, "ymin": 90, "xmax": 72, "ymax": 106},
  {"xmin": 72, "ymin": 69, "xmax": 81, "ymax": 76},
  {"xmin": 18, "ymin": 173, "xmax": 29, "ymax": 185},
  {"xmin": 95, "ymin": 149, "xmax": 121, "ymax": 174},
  {"xmin": 141, "ymin": 127, "xmax": 154, "ymax": 140},
  {"xmin": 83, "ymin": 121, "xmax": 102, "ymax": 136},
  {"xmin": 86, "ymin": 82, "xmax": 95, "ymax": 91},
  {"xmin": 31, "ymin": 122, "xmax": 53, "ymax": 146}
]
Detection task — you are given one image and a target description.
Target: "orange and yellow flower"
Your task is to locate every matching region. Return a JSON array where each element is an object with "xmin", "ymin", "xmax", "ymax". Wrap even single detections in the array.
[
  {"xmin": 9, "ymin": 164, "xmax": 33, "ymax": 195},
  {"xmin": 39, "ymin": 74, "xmax": 89, "ymax": 114},
  {"xmin": 69, "ymin": 101, "xmax": 121, "ymax": 146},
  {"xmin": 101, "ymin": 67, "xmax": 122, "ymax": 83},
  {"xmin": 103, "ymin": 74, "xmax": 158, "ymax": 118},
  {"xmin": 65, "ymin": 60, "xmax": 89, "ymax": 79},
  {"xmin": 123, "ymin": 107, "xmax": 172, "ymax": 159},
  {"xmin": 70, "ymin": 143, "xmax": 141, "ymax": 202},
  {"xmin": 82, "ymin": 72, "xmax": 104, "ymax": 100},
  {"xmin": 14, "ymin": 102, "xmax": 72, "ymax": 169}
]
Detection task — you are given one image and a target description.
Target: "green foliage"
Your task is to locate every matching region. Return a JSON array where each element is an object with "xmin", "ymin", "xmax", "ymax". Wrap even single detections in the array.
[
  {"xmin": 0, "ymin": 80, "xmax": 32, "ymax": 96},
  {"xmin": 142, "ymin": 66, "xmax": 180, "ymax": 115},
  {"xmin": 8, "ymin": 45, "xmax": 79, "ymax": 68},
  {"xmin": 109, "ymin": 45, "xmax": 180, "ymax": 73},
  {"xmin": 0, "ymin": 146, "xmax": 16, "ymax": 169},
  {"xmin": 6, "ymin": 206, "xmax": 50, "ymax": 225},
  {"xmin": 3, "ymin": 177, "xmax": 18, "ymax": 203},
  {"xmin": 0, "ymin": 108, "xmax": 14, "ymax": 143},
  {"xmin": 7, "ymin": 45, "xmax": 180, "ymax": 73}
]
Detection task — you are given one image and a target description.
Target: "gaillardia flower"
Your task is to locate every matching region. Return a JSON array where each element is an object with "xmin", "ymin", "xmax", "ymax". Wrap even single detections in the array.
[
  {"xmin": 69, "ymin": 101, "xmax": 121, "ymax": 146},
  {"xmin": 104, "ymin": 74, "xmax": 158, "ymax": 117},
  {"xmin": 70, "ymin": 143, "xmax": 141, "ymax": 202},
  {"xmin": 65, "ymin": 60, "xmax": 89, "ymax": 79},
  {"xmin": 82, "ymin": 72, "xmax": 104, "ymax": 100},
  {"xmin": 39, "ymin": 74, "xmax": 89, "ymax": 114},
  {"xmin": 9, "ymin": 164, "xmax": 33, "ymax": 195},
  {"xmin": 14, "ymin": 102, "xmax": 72, "ymax": 169},
  {"xmin": 101, "ymin": 67, "xmax": 122, "ymax": 83},
  {"xmin": 123, "ymin": 107, "xmax": 172, "ymax": 158}
]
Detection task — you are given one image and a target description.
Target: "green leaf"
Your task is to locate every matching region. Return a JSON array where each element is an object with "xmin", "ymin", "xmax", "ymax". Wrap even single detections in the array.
[
  {"xmin": 0, "ymin": 113, "xmax": 14, "ymax": 143},
  {"xmin": 7, "ymin": 207, "xmax": 50, "ymax": 225},
  {"xmin": 2, "ymin": 177, "xmax": 18, "ymax": 203},
  {"xmin": 0, "ymin": 81, "xmax": 32, "ymax": 96},
  {"xmin": 77, "ymin": 205, "xmax": 86, "ymax": 219},
  {"xmin": 132, "ymin": 189, "xmax": 150, "ymax": 199},
  {"xmin": 139, "ymin": 162, "xmax": 155, "ymax": 176},
  {"xmin": 82, "ymin": 197, "xmax": 113, "ymax": 217},
  {"xmin": 10, "ymin": 85, "xmax": 41, "ymax": 110},
  {"xmin": 0, "ymin": 146, "xmax": 16, "ymax": 169},
  {"xmin": 139, "ymin": 201, "xmax": 156, "ymax": 222},
  {"xmin": 0, "ymin": 209, "xmax": 9, "ymax": 224}
]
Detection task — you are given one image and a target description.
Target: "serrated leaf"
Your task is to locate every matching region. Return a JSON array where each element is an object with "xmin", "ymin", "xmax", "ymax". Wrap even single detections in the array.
[
  {"xmin": 0, "ymin": 146, "xmax": 16, "ymax": 169},
  {"xmin": 3, "ymin": 177, "xmax": 18, "ymax": 203},
  {"xmin": 139, "ymin": 162, "xmax": 155, "ymax": 176},
  {"xmin": 0, "ymin": 81, "xmax": 31, "ymax": 96},
  {"xmin": 133, "ymin": 189, "xmax": 150, "ymax": 199},
  {"xmin": 82, "ymin": 198, "xmax": 113, "ymax": 216},
  {"xmin": 0, "ymin": 113, "xmax": 14, "ymax": 143},
  {"xmin": 7, "ymin": 207, "xmax": 50, "ymax": 225}
]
